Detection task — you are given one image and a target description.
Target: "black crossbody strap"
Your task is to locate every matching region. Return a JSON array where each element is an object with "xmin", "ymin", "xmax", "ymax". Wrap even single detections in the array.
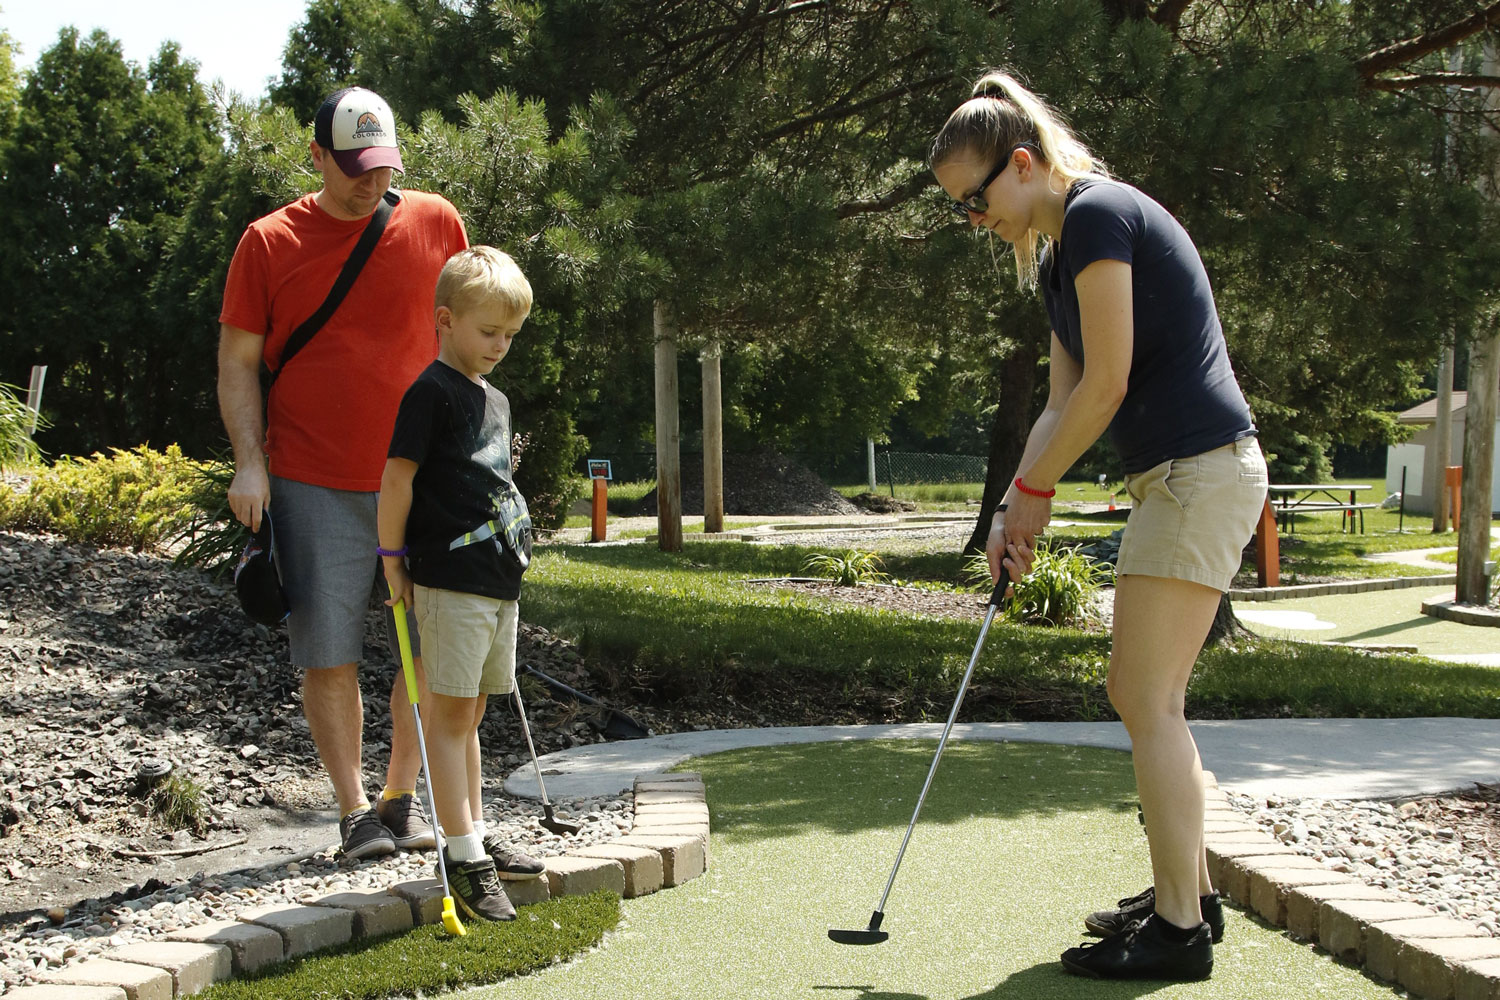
[{"xmin": 269, "ymin": 188, "xmax": 401, "ymax": 387}]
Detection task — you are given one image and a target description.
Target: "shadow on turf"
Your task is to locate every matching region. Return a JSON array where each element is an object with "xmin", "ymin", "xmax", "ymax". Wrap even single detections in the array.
[
  {"xmin": 811, "ymin": 962, "xmax": 1168, "ymax": 1000},
  {"xmin": 704, "ymin": 740, "xmax": 1138, "ymax": 844}
]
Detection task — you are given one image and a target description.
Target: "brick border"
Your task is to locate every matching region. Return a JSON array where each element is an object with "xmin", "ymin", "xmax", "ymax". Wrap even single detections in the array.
[
  {"xmin": 1230, "ymin": 574, "xmax": 1455, "ymax": 602},
  {"xmin": 1201, "ymin": 770, "xmax": 1500, "ymax": 1000},
  {"xmin": 21, "ymin": 765, "xmax": 1500, "ymax": 999},
  {"xmin": 12, "ymin": 774, "xmax": 708, "ymax": 999}
]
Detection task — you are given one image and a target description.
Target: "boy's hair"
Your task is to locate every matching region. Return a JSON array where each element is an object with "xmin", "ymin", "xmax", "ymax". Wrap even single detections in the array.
[
  {"xmin": 930, "ymin": 70, "xmax": 1108, "ymax": 290},
  {"xmin": 435, "ymin": 246, "xmax": 533, "ymax": 317}
]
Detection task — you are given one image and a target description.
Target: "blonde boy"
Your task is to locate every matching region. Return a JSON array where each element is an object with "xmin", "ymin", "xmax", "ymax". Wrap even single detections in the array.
[{"xmin": 377, "ymin": 247, "xmax": 542, "ymax": 921}]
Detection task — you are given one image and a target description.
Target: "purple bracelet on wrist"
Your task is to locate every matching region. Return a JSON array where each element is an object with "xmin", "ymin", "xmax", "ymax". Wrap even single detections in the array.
[{"xmin": 376, "ymin": 545, "xmax": 407, "ymax": 557}]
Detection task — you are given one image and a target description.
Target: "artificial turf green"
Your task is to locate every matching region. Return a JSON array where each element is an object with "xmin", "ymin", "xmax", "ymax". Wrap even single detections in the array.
[
  {"xmin": 470, "ymin": 741, "xmax": 1405, "ymax": 1000},
  {"xmin": 194, "ymin": 890, "xmax": 618, "ymax": 1000}
]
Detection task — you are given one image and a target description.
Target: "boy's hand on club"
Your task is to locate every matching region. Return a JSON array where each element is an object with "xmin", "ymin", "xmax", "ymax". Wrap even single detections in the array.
[{"xmin": 382, "ymin": 559, "xmax": 414, "ymax": 612}]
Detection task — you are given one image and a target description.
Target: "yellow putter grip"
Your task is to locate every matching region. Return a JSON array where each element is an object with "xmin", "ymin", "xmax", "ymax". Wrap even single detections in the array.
[{"xmin": 393, "ymin": 599, "xmax": 420, "ymax": 706}]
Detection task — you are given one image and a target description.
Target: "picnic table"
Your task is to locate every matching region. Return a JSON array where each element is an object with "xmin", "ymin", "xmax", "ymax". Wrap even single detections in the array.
[{"xmin": 1269, "ymin": 483, "xmax": 1376, "ymax": 535}]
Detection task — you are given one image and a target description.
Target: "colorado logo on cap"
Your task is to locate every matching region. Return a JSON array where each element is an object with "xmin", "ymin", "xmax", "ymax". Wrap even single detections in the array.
[
  {"xmin": 353, "ymin": 111, "xmax": 388, "ymax": 141},
  {"xmin": 314, "ymin": 87, "xmax": 404, "ymax": 176}
]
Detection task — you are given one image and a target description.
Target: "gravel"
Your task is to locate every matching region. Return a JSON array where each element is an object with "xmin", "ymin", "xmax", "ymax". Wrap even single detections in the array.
[
  {"xmin": 0, "ymin": 528, "xmax": 644, "ymax": 993},
  {"xmin": 1227, "ymin": 785, "xmax": 1500, "ymax": 934},
  {"xmin": 0, "ymin": 793, "xmax": 630, "ymax": 988}
]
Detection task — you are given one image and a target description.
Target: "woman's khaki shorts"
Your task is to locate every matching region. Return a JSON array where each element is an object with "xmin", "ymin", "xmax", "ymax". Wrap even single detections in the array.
[
  {"xmin": 1115, "ymin": 437, "xmax": 1268, "ymax": 592},
  {"xmin": 413, "ymin": 586, "xmax": 519, "ymax": 699}
]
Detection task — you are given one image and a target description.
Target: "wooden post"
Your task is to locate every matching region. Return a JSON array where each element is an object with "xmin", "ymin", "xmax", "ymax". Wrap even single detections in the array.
[
  {"xmin": 1434, "ymin": 343, "xmax": 1455, "ymax": 532},
  {"xmin": 1254, "ymin": 497, "xmax": 1279, "ymax": 588},
  {"xmin": 653, "ymin": 300, "xmax": 683, "ymax": 552},
  {"xmin": 701, "ymin": 340, "xmax": 724, "ymax": 534}
]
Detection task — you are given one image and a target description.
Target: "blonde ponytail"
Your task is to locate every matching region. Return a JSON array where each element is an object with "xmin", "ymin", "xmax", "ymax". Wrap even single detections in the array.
[{"xmin": 930, "ymin": 70, "xmax": 1108, "ymax": 288}]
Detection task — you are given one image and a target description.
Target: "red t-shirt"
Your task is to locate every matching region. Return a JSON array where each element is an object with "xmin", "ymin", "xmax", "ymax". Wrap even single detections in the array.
[{"xmin": 219, "ymin": 190, "xmax": 469, "ymax": 490}]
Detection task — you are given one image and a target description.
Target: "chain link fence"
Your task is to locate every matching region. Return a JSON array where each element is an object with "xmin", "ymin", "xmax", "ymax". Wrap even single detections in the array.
[
  {"xmin": 875, "ymin": 452, "xmax": 987, "ymax": 490},
  {"xmin": 581, "ymin": 450, "xmax": 988, "ymax": 491}
]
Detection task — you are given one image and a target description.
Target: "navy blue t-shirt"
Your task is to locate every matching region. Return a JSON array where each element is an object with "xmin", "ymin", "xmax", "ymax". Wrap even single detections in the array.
[
  {"xmin": 1040, "ymin": 178, "xmax": 1255, "ymax": 474},
  {"xmin": 388, "ymin": 361, "xmax": 528, "ymax": 601}
]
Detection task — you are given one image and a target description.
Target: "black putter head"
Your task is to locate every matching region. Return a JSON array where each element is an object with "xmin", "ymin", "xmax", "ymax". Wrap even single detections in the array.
[
  {"xmin": 828, "ymin": 911, "xmax": 888, "ymax": 945},
  {"xmin": 540, "ymin": 804, "xmax": 583, "ymax": 836}
]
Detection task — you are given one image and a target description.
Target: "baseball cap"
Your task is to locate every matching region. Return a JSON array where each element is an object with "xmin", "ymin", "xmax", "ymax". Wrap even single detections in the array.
[
  {"xmin": 313, "ymin": 87, "xmax": 404, "ymax": 177},
  {"xmin": 234, "ymin": 509, "xmax": 290, "ymax": 627}
]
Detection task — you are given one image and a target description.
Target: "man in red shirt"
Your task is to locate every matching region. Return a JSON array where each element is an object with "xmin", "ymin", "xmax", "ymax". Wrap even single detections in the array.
[{"xmin": 218, "ymin": 88, "xmax": 468, "ymax": 859}]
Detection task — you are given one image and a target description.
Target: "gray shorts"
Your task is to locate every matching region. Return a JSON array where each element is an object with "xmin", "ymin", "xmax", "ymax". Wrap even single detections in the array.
[
  {"xmin": 271, "ymin": 476, "xmax": 420, "ymax": 669},
  {"xmin": 1116, "ymin": 437, "xmax": 1269, "ymax": 592}
]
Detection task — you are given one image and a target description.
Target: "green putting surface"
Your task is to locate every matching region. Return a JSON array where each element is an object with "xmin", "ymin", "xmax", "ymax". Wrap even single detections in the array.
[
  {"xmin": 472, "ymin": 741, "xmax": 1402, "ymax": 999},
  {"xmin": 1235, "ymin": 584, "xmax": 1500, "ymax": 659}
]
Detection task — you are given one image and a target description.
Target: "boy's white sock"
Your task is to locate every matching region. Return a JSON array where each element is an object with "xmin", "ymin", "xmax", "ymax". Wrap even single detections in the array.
[
  {"xmin": 446, "ymin": 831, "xmax": 485, "ymax": 863},
  {"xmin": 472, "ymin": 819, "xmax": 488, "ymax": 840}
]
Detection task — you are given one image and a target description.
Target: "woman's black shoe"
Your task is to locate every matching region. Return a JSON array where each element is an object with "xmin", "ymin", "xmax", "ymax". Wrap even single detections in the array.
[
  {"xmin": 1062, "ymin": 915, "xmax": 1213, "ymax": 981},
  {"xmin": 1084, "ymin": 886, "xmax": 1225, "ymax": 943}
]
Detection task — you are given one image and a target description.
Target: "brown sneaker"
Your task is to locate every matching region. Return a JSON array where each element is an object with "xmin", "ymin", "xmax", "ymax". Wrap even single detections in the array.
[
  {"xmin": 337, "ymin": 807, "xmax": 395, "ymax": 860},
  {"xmin": 376, "ymin": 794, "xmax": 436, "ymax": 850},
  {"xmin": 482, "ymin": 833, "xmax": 545, "ymax": 880}
]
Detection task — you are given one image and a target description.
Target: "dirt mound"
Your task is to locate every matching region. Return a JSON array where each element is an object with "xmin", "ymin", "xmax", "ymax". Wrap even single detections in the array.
[
  {"xmin": 631, "ymin": 450, "xmax": 862, "ymax": 517},
  {"xmin": 849, "ymin": 491, "xmax": 917, "ymax": 514}
]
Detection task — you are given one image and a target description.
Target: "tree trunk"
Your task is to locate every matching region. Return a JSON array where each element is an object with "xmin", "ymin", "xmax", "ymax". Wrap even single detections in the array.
[
  {"xmin": 1205, "ymin": 593, "xmax": 1253, "ymax": 645},
  {"xmin": 1458, "ymin": 326, "xmax": 1498, "ymax": 603},
  {"xmin": 701, "ymin": 340, "xmax": 724, "ymax": 534},
  {"xmin": 654, "ymin": 300, "xmax": 683, "ymax": 552},
  {"xmin": 1457, "ymin": 39, "xmax": 1500, "ymax": 603},
  {"xmin": 964, "ymin": 336, "xmax": 1044, "ymax": 555}
]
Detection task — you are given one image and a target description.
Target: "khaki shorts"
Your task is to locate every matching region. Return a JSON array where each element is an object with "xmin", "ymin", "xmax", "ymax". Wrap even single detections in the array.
[
  {"xmin": 413, "ymin": 586, "xmax": 519, "ymax": 699},
  {"xmin": 1115, "ymin": 437, "xmax": 1268, "ymax": 592}
]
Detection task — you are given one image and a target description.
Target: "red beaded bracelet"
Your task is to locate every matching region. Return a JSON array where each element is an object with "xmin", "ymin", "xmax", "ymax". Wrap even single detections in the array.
[{"xmin": 1013, "ymin": 476, "xmax": 1056, "ymax": 499}]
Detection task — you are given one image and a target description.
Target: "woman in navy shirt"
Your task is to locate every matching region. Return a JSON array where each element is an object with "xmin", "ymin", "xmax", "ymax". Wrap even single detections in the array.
[{"xmin": 932, "ymin": 70, "xmax": 1267, "ymax": 982}]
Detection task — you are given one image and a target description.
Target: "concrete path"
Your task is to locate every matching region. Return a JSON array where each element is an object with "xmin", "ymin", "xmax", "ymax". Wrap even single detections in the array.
[{"xmin": 504, "ymin": 717, "xmax": 1500, "ymax": 803}]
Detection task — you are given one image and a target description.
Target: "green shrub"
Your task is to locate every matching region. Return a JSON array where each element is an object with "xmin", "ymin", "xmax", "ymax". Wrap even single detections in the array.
[
  {"xmin": 964, "ymin": 540, "xmax": 1109, "ymax": 627},
  {"xmin": 0, "ymin": 444, "xmax": 209, "ymax": 549},
  {"xmin": 802, "ymin": 548, "xmax": 887, "ymax": 586},
  {"xmin": 0, "ymin": 382, "xmax": 45, "ymax": 470}
]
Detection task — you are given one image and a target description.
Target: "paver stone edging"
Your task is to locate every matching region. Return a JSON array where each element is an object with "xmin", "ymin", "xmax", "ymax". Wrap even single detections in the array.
[
  {"xmin": 1201, "ymin": 768, "xmax": 1500, "ymax": 1000},
  {"xmin": 13, "ymin": 772, "xmax": 709, "ymax": 999}
]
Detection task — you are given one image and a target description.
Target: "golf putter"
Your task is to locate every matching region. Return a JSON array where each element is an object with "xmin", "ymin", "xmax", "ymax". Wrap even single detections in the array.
[
  {"xmin": 392, "ymin": 601, "xmax": 466, "ymax": 937},
  {"xmin": 512, "ymin": 683, "xmax": 583, "ymax": 836},
  {"xmin": 829, "ymin": 550, "xmax": 1012, "ymax": 946}
]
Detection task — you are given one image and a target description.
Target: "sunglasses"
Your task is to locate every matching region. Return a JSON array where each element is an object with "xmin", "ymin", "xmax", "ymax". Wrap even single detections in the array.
[{"xmin": 948, "ymin": 143, "xmax": 1038, "ymax": 219}]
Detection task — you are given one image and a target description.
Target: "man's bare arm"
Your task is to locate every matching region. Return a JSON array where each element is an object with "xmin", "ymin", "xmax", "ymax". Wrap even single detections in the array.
[{"xmin": 218, "ymin": 323, "xmax": 270, "ymax": 530}]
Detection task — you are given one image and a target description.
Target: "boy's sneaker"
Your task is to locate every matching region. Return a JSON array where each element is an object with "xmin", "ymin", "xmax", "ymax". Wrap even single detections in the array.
[
  {"xmin": 1062, "ymin": 915, "xmax": 1213, "ymax": 981},
  {"xmin": 482, "ymin": 833, "xmax": 545, "ymax": 880},
  {"xmin": 376, "ymin": 794, "xmax": 437, "ymax": 850},
  {"xmin": 444, "ymin": 853, "xmax": 516, "ymax": 921},
  {"xmin": 338, "ymin": 807, "xmax": 396, "ymax": 860},
  {"xmin": 1085, "ymin": 887, "xmax": 1225, "ymax": 943}
]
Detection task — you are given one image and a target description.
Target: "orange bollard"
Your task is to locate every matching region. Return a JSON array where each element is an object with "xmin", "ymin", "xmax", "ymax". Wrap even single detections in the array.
[
  {"xmin": 591, "ymin": 477, "xmax": 608, "ymax": 542},
  {"xmin": 1446, "ymin": 465, "xmax": 1462, "ymax": 533}
]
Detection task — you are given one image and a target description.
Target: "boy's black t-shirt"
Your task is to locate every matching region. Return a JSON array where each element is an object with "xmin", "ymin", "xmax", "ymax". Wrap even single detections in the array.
[
  {"xmin": 1040, "ymin": 178, "xmax": 1255, "ymax": 474},
  {"xmin": 388, "ymin": 360, "xmax": 527, "ymax": 600}
]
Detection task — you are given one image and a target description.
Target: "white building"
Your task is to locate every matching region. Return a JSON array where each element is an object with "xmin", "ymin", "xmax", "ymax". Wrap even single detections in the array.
[{"xmin": 1385, "ymin": 391, "xmax": 1500, "ymax": 515}]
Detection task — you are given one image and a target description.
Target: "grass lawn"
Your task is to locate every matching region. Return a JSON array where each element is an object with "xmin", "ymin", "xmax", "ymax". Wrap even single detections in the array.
[
  {"xmin": 524, "ymin": 541, "xmax": 1500, "ymax": 720},
  {"xmin": 470, "ymin": 742, "xmax": 1405, "ymax": 1000},
  {"xmin": 194, "ymin": 891, "xmax": 619, "ymax": 1000}
]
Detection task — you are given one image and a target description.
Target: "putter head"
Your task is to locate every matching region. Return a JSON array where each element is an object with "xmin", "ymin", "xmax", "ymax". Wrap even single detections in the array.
[
  {"xmin": 828, "ymin": 910, "xmax": 887, "ymax": 945},
  {"xmin": 440, "ymin": 897, "xmax": 466, "ymax": 937},
  {"xmin": 541, "ymin": 805, "xmax": 583, "ymax": 836}
]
